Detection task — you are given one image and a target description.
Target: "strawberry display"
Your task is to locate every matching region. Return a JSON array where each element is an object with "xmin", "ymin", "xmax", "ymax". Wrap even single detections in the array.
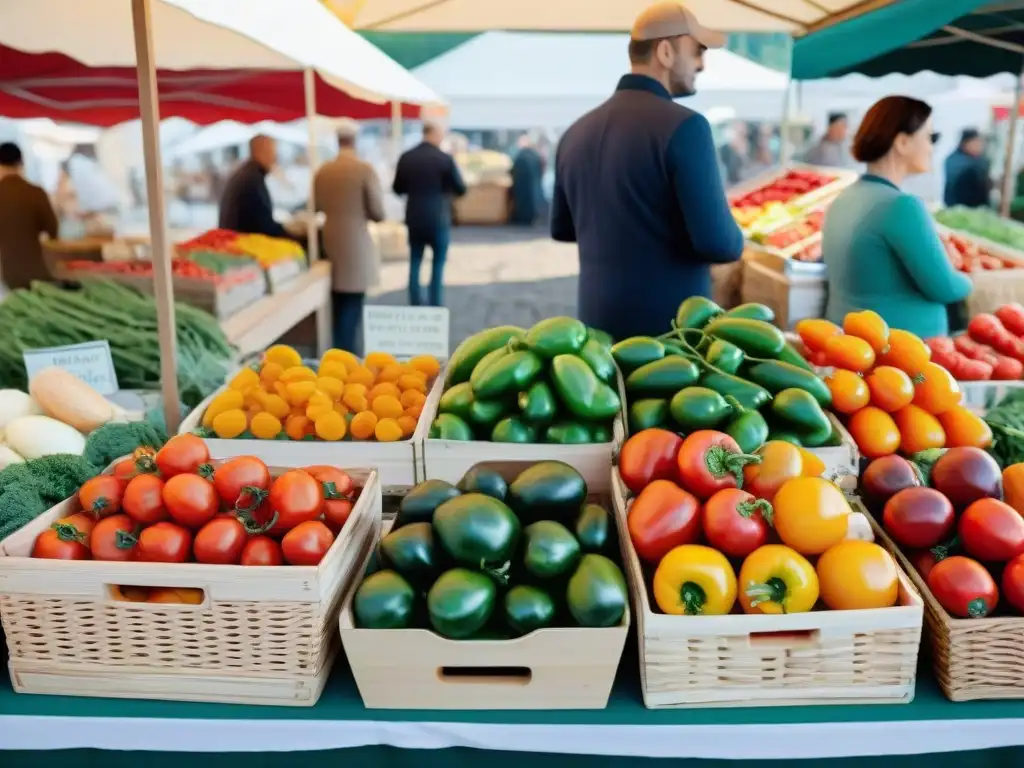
[
  {"xmin": 760, "ymin": 210, "xmax": 826, "ymax": 250},
  {"xmin": 730, "ymin": 170, "xmax": 835, "ymax": 209}
]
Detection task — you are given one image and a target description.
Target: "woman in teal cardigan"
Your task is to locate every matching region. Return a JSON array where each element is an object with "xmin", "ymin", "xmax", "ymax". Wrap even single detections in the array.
[{"xmin": 822, "ymin": 96, "xmax": 972, "ymax": 338}]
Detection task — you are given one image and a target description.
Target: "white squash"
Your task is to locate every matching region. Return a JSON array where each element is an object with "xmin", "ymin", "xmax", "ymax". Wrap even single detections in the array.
[
  {"xmin": 3, "ymin": 415, "xmax": 86, "ymax": 459},
  {"xmin": 29, "ymin": 367, "xmax": 119, "ymax": 434},
  {"xmin": 0, "ymin": 444, "xmax": 24, "ymax": 470},
  {"xmin": 0, "ymin": 389, "xmax": 41, "ymax": 432}
]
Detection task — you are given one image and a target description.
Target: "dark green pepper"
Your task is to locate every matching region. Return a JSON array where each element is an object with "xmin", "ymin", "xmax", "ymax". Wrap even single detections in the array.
[
  {"xmin": 523, "ymin": 520, "xmax": 580, "ymax": 578},
  {"xmin": 504, "ymin": 585, "xmax": 556, "ymax": 636},
  {"xmin": 699, "ymin": 370, "xmax": 772, "ymax": 411},
  {"xmin": 457, "ymin": 466, "xmax": 508, "ymax": 500},
  {"xmin": 567, "ymin": 554, "xmax": 627, "ymax": 628},
  {"xmin": 575, "ymin": 503, "xmax": 611, "ymax": 552},
  {"xmin": 380, "ymin": 522, "xmax": 437, "ymax": 583},
  {"xmin": 745, "ymin": 360, "xmax": 832, "ymax": 408},
  {"xmin": 777, "ymin": 342, "xmax": 815, "ymax": 372},
  {"xmin": 625, "ymin": 356, "xmax": 701, "ymax": 397},
  {"xmin": 427, "ymin": 568, "xmax": 496, "ymax": 639},
  {"xmin": 590, "ymin": 422, "xmax": 613, "ymax": 443},
  {"xmin": 430, "ymin": 413, "xmax": 474, "ymax": 441},
  {"xmin": 396, "ymin": 479, "xmax": 461, "ymax": 527},
  {"xmin": 551, "ymin": 354, "xmax": 621, "ymax": 420},
  {"xmin": 579, "ymin": 337, "xmax": 617, "ymax": 382},
  {"xmin": 723, "ymin": 405, "xmax": 770, "ymax": 454},
  {"xmin": 467, "ymin": 398, "xmax": 508, "ymax": 431},
  {"xmin": 446, "ymin": 326, "xmax": 525, "ymax": 386},
  {"xmin": 675, "ymin": 296, "xmax": 723, "ymax": 330},
  {"xmin": 438, "ymin": 382, "xmax": 475, "ymax": 422},
  {"xmin": 507, "ymin": 461, "xmax": 587, "ymax": 523},
  {"xmin": 587, "ymin": 327, "xmax": 615, "ymax": 350},
  {"xmin": 610, "ymin": 336, "xmax": 664, "ymax": 372},
  {"xmin": 433, "ymin": 494, "xmax": 521, "ymax": 569},
  {"xmin": 629, "ymin": 399, "xmax": 669, "ymax": 432},
  {"xmin": 471, "ymin": 349, "xmax": 544, "ymax": 399},
  {"xmin": 724, "ymin": 302, "xmax": 775, "ymax": 323},
  {"xmin": 704, "ymin": 317, "xmax": 786, "ymax": 358},
  {"xmin": 669, "ymin": 387, "xmax": 733, "ymax": 430},
  {"xmin": 525, "ymin": 316, "xmax": 588, "ymax": 358},
  {"xmin": 704, "ymin": 338, "xmax": 745, "ymax": 375},
  {"xmin": 354, "ymin": 570, "xmax": 416, "ymax": 629},
  {"xmin": 662, "ymin": 341, "xmax": 690, "ymax": 357},
  {"xmin": 545, "ymin": 421, "xmax": 593, "ymax": 444},
  {"xmin": 768, "ymin": 429, "xmax": 804, "ymax": 446},
  {"xmin": 518, "ymin": 380, "xmax": 557, "ymax": 424},
  {"xmin": 492, "ymin": 417, "xmax": 536, "ymax": 443},
  {"xmin": 801, "ymin": 419, "xmax": 835, "ymax": 448},
  {"xmin": 770, "ymin": 387, "xmax": 832, "ymax": 436}
]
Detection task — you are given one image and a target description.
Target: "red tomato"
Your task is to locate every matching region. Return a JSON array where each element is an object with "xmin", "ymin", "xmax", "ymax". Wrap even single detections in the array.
[
  {"xmin": 281, "ymin": 521, "xmax": 335, "ymax": 566},
  {"xmin": 910, "ymin": 548, "xmax": 941, "ymax": 581},
  {"xmin": 90, "ymin": 514, "xmax": 139, "ymax": 561},
  {"xmin": 1001, "ymin": 553, "xmax": 1024, "ymax": 614},
  {"xmin": 213, "ymin": 456, "xmax": 271, "ymax": 508},
  {"xmin": 266, "ymin": 470, "xmax": 323, "ymax": 532},
  {"xmin": 154, "ymin": 434, "xmax": 210, "ymax": 478},
  {"xmin": 240, "ymin": 536, "xmax": 284, "ymax": 566},
  {"xmin": 123, "ymin": 474, "xmax": 169, "ymax": 525},
  {"xmin": 136, "ymin": 522, "xmax": 192, "ymax": 563},
  {"xmin": 882, "ymin": 487, "xmax": 955, "ymax": 549},
  {"xmin": 959, "ymin": 498, "xmax": 1024, "ymax": 562},
  {"xmin": 112, "ymin": 457, "xmax": 138, "ymax": 483},
  {"xmin": 626, "ymin": 479, "xmax": 701, "ymax": 564},
  {"xmin": 702, "ymin": 488, "xmax": 770, "ymax": 558},
  {"xmin": 163, "ymin": 474, "xmax": 219, "ymax": 530},
  {"xmin": 676, "ymin": 430, "xmax": 756, "ymax": 500},
  {"xmin": 193, "ymin": 517, "xmax": 248, "ymax": 565},
  {"xmin": 78, "ymin": 475, "xmax": 125, "ymax": 518},
  {"xmin": 617, "ymin": 429, "xmax": 684, "ymax": 494},
  {"xmin": 32, "ymin": 523, "xmax": 91, "ymax": 560},
  {"xmin": 59, "ymin": 512, "xmax": 96, "ymax": 541},
  {"xmin": 306, "ymin": 466, "xmax": 357, "ymax": 532},
  {"xmin": 927, "ymin": 556, "xmax": 999, "ymax": 618}
]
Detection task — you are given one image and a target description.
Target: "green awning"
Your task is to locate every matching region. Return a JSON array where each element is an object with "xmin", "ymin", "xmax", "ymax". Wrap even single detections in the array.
[{"xmin": 792, "ymin": 0, "xmax": 1023, "ymax": 80}]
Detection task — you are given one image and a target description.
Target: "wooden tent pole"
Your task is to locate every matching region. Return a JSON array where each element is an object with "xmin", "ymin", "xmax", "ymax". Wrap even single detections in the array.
[
  {"xmin": 131, "ymin": 0, "xmax": 181, "ymax": 433},
  {"xmin": 304, "ymin": 67, "xmax": 320, "ymax": 263}
]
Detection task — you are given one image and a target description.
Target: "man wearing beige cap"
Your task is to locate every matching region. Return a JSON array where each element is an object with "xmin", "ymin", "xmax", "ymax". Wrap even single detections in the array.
[{"xmin": 551, "ymin": 2, "xmax": 743, "ymax": 341}]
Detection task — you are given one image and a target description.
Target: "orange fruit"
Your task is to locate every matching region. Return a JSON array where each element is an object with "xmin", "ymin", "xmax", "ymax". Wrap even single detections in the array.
[{"xmin": 826, "ymin": 369, "xmax": 870, "ymax": 415}]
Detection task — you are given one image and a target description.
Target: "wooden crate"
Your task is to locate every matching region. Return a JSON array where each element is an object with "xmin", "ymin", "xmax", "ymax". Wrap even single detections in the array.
[
  {"xmin": 339, "ymin": 461, "xmax": 629, "ymax": 710},
  {"xmin": 454, "ymin": 181, "xmax": 510, "ymax": 226},
  {"xmin": 179, "ymin": 377, "xmax": 441, "ymax": 493},
  {"xmin": 0, "ymin": 465, "xmax": 382, "ymax": 706},
  {"xmin": 265, "ymin": 259, "xmax": 306, "ymax": 294},
  {"xmin": 420, "ymin": 373, "xmax": 627, "ymax": 494},
  {"xmin": 611, "ymin": 471, "xmax": 923, "ymax": 708},
  {"xmin": 740, "ymin": 257, "xmax": 827, "ymax": 330},
  {"xmin": 730, "ymin": 164, "xmax": 857, "ymax": 238},
  {"xmin": 866, "ymin": 502, "xmax": 1024, "ymax": 701},
  {"xmin": 814, "ymin": 413, "xmax": 861, "ymax": 479},
  {"xmin": 935, "ymin": 224, "xmax": 1024, "ymax": 318}
]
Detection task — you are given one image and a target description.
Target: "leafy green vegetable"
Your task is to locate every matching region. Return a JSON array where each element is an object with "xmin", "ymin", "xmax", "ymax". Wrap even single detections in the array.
[
  {"xmin": 935, "ymin": 207, "xmax": 1024, "ymax": 252},
  {"xmin": 985, "ymin": 389, "xmax": 1024, "ymax": 467},
  {"xmin": 82, "ymin": 422, "xmax": 167, "ymax": 469}
]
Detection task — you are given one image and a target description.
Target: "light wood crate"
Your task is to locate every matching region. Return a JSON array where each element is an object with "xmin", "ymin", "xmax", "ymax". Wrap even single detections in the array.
[
  {"xmin": 740, "ymin": 257, "xmax": 827, "ymax": 330},
  {"xmin": 420, "ymin": 373, "xmax": 627, "ymax": 494},
  {"xmin": 865, "ymin": 502, "xmax": 1024, "ymax": 701},
  {"xmin": 340, "ymin": 461, "xmax": 630, "ymax": 710},
  {"xmin": 813, "ymin": 413, "xmax": 861, "ymax": 479},
  {"xmin": 731, "ymin": 164, "xmax": 857, "ymax": 238},
  {"xmin": 611, "ymin": 471, "xmax": 923, "ymax": 708},
  {"xmin": 179, "ymin": 377, "xmax": 442, "ymax": 493},
  {"xmin": 0, "ymin": 465, "xmax": 383, "ymax": 706}
]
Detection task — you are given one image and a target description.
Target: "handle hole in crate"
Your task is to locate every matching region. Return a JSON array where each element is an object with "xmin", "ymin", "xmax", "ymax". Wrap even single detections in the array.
[
  {"xmin": 748, "ymin": 629, "xmax": 820, "ymax": 648},
  {"xmin": 107, "ymin": 584, "xmax": 207, "ymax": 606},
  {"xmin": 436, "ymin": 666, "xmax": 533, "ymax": 686}
]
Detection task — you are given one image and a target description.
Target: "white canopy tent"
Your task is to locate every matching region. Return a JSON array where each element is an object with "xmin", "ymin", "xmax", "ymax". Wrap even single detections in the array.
[{"xmin": 411, "ymin": 31, "xmax": 789, "ymax": 129}]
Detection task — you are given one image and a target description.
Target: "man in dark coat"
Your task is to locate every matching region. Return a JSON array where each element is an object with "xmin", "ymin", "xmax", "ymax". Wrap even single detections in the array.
[
  {"xmin": 392, "ymin": 123, "xmax": 466, "ymax": 306},
  {"xmin": 510, "ymin": 135, "xmax": 545, "ymax": 226},
  {"xmin": 218, "ymin": 135, "xmax": 290, "ymax": 238},
  {"xmin": 944, "ymin": 128, "xmax": 991, "ymax": 209},
  {"xmin": 550, "ymin": 1, "xmax": 744, "ymax": 341},
  {"xmin": 0, "ymin": 142, "xmax": 59, "ymax": 290}
]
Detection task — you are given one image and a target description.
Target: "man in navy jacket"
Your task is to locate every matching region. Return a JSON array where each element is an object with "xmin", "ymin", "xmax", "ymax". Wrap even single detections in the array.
[
  {"xmin": 551, "ymin": 2, "xmax": 744, "ymax": 341},
  {"xmin": 219, "ymin": 135, "xmax": 290, "ymax": 239}
]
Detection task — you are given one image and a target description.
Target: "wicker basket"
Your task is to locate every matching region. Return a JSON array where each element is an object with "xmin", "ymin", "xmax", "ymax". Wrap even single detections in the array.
[
  {"xmin": 0, "ymin": 464, "xmax": 382, "ymax": 706},
  {"xmin": 611, "ymin": 471, "xmax": 924, "ymax": 708}
]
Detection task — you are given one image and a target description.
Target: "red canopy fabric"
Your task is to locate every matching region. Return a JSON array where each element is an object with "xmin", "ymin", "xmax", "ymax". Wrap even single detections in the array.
[{"xmin": 0, "ymin": 46, "xmax": 421, "ymax": 126}]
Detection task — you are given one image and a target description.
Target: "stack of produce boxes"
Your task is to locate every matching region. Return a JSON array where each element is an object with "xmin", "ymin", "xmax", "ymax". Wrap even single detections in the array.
[{"xmin": 178, "ymin": 229, "xmax": 308, "ymax": 294}]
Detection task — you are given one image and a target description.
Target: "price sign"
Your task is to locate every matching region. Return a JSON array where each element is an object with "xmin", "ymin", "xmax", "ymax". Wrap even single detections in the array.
[
  {"xmin": 363, "ymin": 305, "xmax": 450, "ymax": 360},
  {"xmin": 24, "ymin": 340, "xmax": 120, "ymax": 396}
]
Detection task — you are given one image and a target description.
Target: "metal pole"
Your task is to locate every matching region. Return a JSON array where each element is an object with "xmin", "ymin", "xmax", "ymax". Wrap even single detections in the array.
[
  {"xmin": 304, "ymin": 67, "xmax": 320, "ymax": 262},
  {"xmin": 1000, "ymin": 64, "xmax": 1024, "ymax": 218},
  {"xmin": 391, "ymin": 100, "xmax": 403, "ymax": 165},
  {"xmin": 131, "ymin": 0, "xmax": 181, "ymax": 433}
]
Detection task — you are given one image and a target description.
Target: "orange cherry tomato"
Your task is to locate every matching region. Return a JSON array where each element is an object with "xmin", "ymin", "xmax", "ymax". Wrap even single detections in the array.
[
  {"xmin": 825, "ymin": 334, "xmax": 876, "ymax": 373},
  {"xmin": 879, "ymin": 329, "xmax": 931, "ymax": 378},
  {"xmin": 848, "ymin": 406, "xmax": 901, "ymax": 458},
  {"xmin": 826, "ymin": 369, "xmax": 870, "ymax": 414},
  {"xmin": 796, "ymin": 318, "xmax": 842, "ymax": 353},
  {"xmin": 913, "ymin": 362, "xmax": 962, "ymax": 416},
  {"xmin": 772, "ymin": 476, "xmax": 851, "ymax": 556},
  {"xmin": 865, "ymin": 366, "xmax": 915, "ymax": 413},
  {"xmin": 938, "ymin": 405, "xmax": 993, "ymax": 449},
  {"xmin": 843, "ymin": 310, "xmax": 890, "ymax": 355},
  {"xmin": 893, "ymin": 404, "xmax": 946, "ymax": 454},
  {"xmin": 743, "ymin": 441, "xmax": 804, "ymax": 503},
  {"xmin": 816, "ymin": 540, "xmax": 899, "ymax": 610}
]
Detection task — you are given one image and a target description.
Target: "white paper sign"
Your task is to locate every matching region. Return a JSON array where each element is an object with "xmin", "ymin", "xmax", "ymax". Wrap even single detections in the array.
[
  {"xmin": 363, "ymin": 305, "xmax": 450, "ymax": 360},
  {"xmin": 24, "ymin": 340, "xmax": 120, "ymax": 396}
]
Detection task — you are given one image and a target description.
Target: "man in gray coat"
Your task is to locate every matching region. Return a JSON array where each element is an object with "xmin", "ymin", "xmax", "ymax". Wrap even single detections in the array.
[{"xmin": 314, "ymin": 120, "xmax": 386, "ymax": 354}]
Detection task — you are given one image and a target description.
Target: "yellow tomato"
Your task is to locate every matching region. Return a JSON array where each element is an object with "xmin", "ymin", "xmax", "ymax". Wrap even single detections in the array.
[
  {"xmin": 773, "ymin": 476, "xmax": 851, "ymax": 555},
  {"xmin": 652, "ymin": 545, "xmax": 737, "ymax": 616},
  {"xmin": 816, "ymin": 540, "xmax": 899, "ymax": 611},
  {"xmin": 738, "ymin": 545, "xmax": 819, "ymax": 615}
]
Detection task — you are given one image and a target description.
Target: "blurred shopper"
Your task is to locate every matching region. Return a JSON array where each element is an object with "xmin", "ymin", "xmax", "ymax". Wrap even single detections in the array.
[
  {"xmin": 218, "ymin": 135, "xmax": 290, "ymax": 238},
  {"xmin": 803, "ymin": 113, "xmax": 850, "ymax": 168},
  {"xmin": 510, "ymin": 135, "xmax": 545, "ymax": 226},
  {"xmin": 314, "ymin": 120, "xmax": 386, "ymax": 355},
  {"xmin": 822, "ymin": 96, "xmax": 971, "ymax": 338},
  {"xmin": 550, "ymin": 1, "xmax": 743, "ymax": 341},
  {"xmin": 392, "ymin": 122, "xmax": 466, "ymax": 307},
  {"xmin": 943, "ymin": 128, "xmax": 991, "ymax": 208},
  {"xmin": 0, "ymin": 142, "xmax": 59, "ymax": 290},
  {"xmin": 719, "ymin": 121, "xmax": 751, "ymax": 186}
]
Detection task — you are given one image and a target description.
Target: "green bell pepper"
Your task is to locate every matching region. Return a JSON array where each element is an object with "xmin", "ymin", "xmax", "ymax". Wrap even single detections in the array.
[
  {"xmin": 492, "ymin": 417, "xmax": 537, "ymax": 443},
  {"xmin": 629, "ymin": 399, "xmax": 669, "ymax": 432},
  {"xmin": 545, "ymin": 421, "xmax": 593, "ymax": 444},
  {"xmin": 567, "ymin": 554, "xmax": 628, "ymax": 628},
  {"xmin": 507, "ymin": 460, "xmax": 588, "ymax": 523},
  {"xmin": 525, "ymin": 316, "xmax": 588, "ymax": 358},
  {"xmin": 396, "ymin": 479, "xmax": 461, "ymax": 527},
  {"xmin": 467, "ymin": 398, "xmax": 509, "ymax": 431},
  {"xmin": 518, "ymin": 380, "xmax": 557, "ymax": 424},
  {"xmin": 354, "ymin": 570, "xmax": 417, "ymax": 629},
  {"xmin": 745, "ymin": 360, "xmax": 832, "ymax": 408},
  {"xmin": 504, "ymin": 585, "xmax": 556, "ymax": 636},
  {"xmin": 610, "ymin": 336, "xmax": 665, "ymax": 372},
  {"xmin": 523, "ymin": 520, "xmax": 580, "ymax": 579},
  {"xmin": 675, "ymin": 296, "xmax": 723, "ymax": 330},
  {"xmin": 703, "ymin": 317, "xmax": 786, "ymax": 358},
  {"xmin": 551, "ymin": 355, "xmax": 622, "ymax": 420},
  {"xmin": 669, "ymin": 386, "xmax": 733, "ymax": 430},
  {"xmin": 723, "ymin": 404, "xmax": 770, "ymax": 454},
  {"xmin": 433, "ymin": 494, "xmax": 521, "ymax": 569},
  {"xmin": 446, "ymin": 326, "xmax": 525, "ymax": 386},
  {"xmin": 770, "ymin": 388, "xmax": 832, "ymax": 436},
  {"xmin": 575, "ymin": 503, "xmax": 612, "ymax": 552},
  {"xmin": 724, "ymin": 302, "xmax": 775, "ymax": 323},
  {"xmin": 471, "ymin": 349, "xmax": 544, "ymax": 399},
  {"xmin": 699, "ymin": 370, "xmax": 772, "ymax": 411},
  {"xmin": 427, "ymin": 568, "xmax": 497, "ymax": 639},
  {"xmin": 438, "ymin": 382, "xmax": 475, "ymax": 422},
  {"xmin": 457, "ymin": 466, "xmax": 508, "ymax": 501},
  {"xmin": 625, "ymin": 356, "xmax": 701, "ymax": 397},
  {"xmin": 430, "ymin": 413, "xmax": 475, "ymax": 441},
  {"xmin": 590, "ymin": 422, "xmax": 613, "ymax": 443},
  {"xmin": 579, "ymin": 337, "xmax": 617, "ymax": 382},
  {"xmin": 380, "ymin": 522, "xmax": 437, "ymax": 583}
]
